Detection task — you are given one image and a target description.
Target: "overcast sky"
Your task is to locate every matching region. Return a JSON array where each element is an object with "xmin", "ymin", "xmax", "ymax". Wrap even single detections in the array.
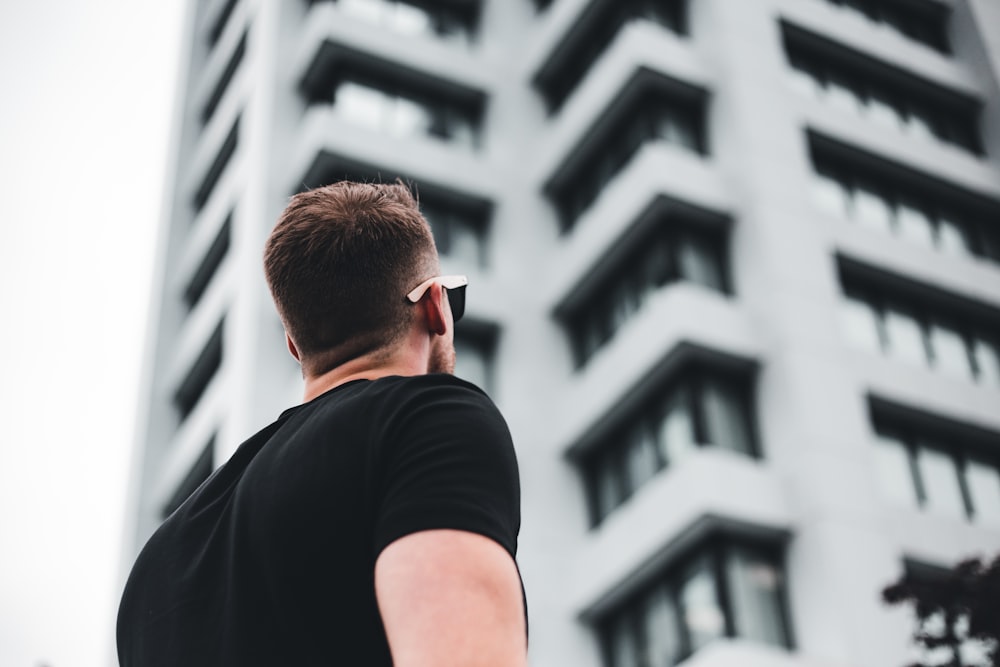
[{"xmin": 0, "ymin": 3, "xmax": 184, "ymax": 665}]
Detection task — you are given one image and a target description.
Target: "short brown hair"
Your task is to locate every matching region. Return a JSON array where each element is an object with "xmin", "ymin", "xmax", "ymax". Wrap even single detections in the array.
[{"xmin": 263, "ymin": 181, "xmax": 438, "ymax": 376}]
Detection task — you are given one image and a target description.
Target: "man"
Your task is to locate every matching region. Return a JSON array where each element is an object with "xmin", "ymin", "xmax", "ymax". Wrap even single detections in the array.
[{"xmin": 117, "ymin": 182, "xmax": 527, "ymax": 666}]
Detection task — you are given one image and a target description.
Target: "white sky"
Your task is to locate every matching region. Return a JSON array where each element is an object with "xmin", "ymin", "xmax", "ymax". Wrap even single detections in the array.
[{"xmin": 0, "ymin": 3, "xmax": 184, "ymax": 665}]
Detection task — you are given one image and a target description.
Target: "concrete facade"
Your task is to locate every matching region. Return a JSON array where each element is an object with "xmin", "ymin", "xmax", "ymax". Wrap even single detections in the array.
[{"xmin": 123, "ymin": 0, "xmax": 1000, "ymax": 665}]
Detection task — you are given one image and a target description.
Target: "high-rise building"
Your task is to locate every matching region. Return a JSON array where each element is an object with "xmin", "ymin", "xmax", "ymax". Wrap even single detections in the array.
[{"xmin": 122, "ymin": 0, "xmax": 1000, "ymax": 665}]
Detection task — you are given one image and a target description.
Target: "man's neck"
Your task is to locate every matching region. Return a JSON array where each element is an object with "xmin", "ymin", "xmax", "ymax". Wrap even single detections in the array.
[{"xmin": 300, "ymin": 351, "xmax": 427, "ymax": 403}]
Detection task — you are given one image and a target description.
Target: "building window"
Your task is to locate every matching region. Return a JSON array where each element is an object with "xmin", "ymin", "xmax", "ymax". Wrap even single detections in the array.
[
  {"xmin": 821, "ymin": 0, "xmax": 950, "ymax": 53},
  {"xmin": 174, "ymin": 320, "xmax": 225, "ymax": 420},
  {"xmin": 297, "ymin": 154, "xmax": 492, "ymax": 268},
  {"xmin": 784, "ymin": 25, "xmax": 981, "ymax": 154},
  {"xmin": 161, "ymin": 436, "xmax": 215, "ymax": 519},
  {"xmin": 871, "ymin": 407, "xmax": 1000, "ymax": 526},
  {"xmin": 810, "ymin": 145, "xmax": 1000, "ymax": 266},
  {"xmin": 310, "ymin": 0, "xmax": 480, "ymax": 43},
  {"xmin": 301, "ymin": 50, "xmax": 484, "ymax": 149},
  {"xmin": 201, "ymin": 31, "xmax": 247, "ymax": 126},
  {"xmin": 838, "ymin": 265, "xmax": 1000, "ymax": 389},
  {"xmin": 598, "ymin": 538, "xmax": 791, "ymax": 667},
  {"xmin": 206, "ymin": 0, "xmax": 239, "ymax": 47},
  {"xmin": 563, "ymin": 216, "xmax": 728, "ymax": 366},
  {"xmin": 547, "ymin": 72, "xmax": 707, "ymax": 233},
  {"xmin": 534, "ymin": 0, "xmax": 687, "ymax": 114},
  {"xmin": 184, "ymin": 213, "xmax": 232, "ymax": 311},
  {"xmin": 420, "ymin": 196, "xmax": 489, "ymax": 268},
  {"xmin": 582, "ymin": 366, "xmax": 757, "ymax": 526},
  {"xmin": 193, "ymin": 117, "xmax": 240, "ymax": 212},
  {"xmin": 454, "ymin": 322, "xmax": 497, "ymax": 392}
]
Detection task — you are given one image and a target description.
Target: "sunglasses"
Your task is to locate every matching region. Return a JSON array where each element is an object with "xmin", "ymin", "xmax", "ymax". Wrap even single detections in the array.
[{"xmin": 405, "ymin": 275, "xmax": 468, "ymax": 322}]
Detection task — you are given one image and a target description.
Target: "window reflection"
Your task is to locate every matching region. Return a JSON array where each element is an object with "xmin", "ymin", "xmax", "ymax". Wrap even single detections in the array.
[
  {"xmin": 872, "ymin": 415, "xmax": 1000, "ymax": 525},
  {"xmin": 599, "ymin": 540, "xmax": 790, "ymax": 667},
  {"xmin": 584, "ymin": 369, "xmax": 755, "ymax": 525},
  {"xmin": 680, "ymin": 560, "xmax": 726, "ymax": 651},
  {"xmin": 330, "ymin": 78, "xmax": 479, "ymax": 148},
  {"xmin": 916, "ymin": 445, "xmax": 968, "ymax": 519},
  {"xmin": 810, "ymin": 162, "xmax": 998, "ymax": 266},
  {"xmin": 873, "ymin": 434, "xmax": 919, "ymax": 508},
  {"xmin": 567, "ymin": 220, "xmax": 727, "ymax": 366},
  {"xmin": 839, "ymin": 279, "xmax": 999, "ymax": 389},
  {"xmin": 786, "ymin": 24, "xmax": 971, "ymax": 151},
  {"xmin": 726, "ymin": 547, "xmax": 789, "ymax": 646},
  {"xmin": 965, "ymin": 459, "xmax": 1000, "ymax": 525}
]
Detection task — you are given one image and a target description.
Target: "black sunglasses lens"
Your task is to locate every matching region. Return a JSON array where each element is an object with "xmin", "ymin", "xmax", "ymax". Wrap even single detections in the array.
[{"xmin": 448, "ymin": 285, "xmax": 466, "ymax": 322}]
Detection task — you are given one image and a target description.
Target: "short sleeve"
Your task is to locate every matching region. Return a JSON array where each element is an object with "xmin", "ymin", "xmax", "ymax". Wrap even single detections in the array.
[{"xmin": 373, "ymin": 377, "xmax": 521, "ymax": 559}]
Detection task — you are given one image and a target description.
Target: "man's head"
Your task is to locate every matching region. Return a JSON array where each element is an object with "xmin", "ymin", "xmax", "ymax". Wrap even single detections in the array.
[{"xmin": 263, "ymin": 181, "xmax": 445, "ymax": 377}]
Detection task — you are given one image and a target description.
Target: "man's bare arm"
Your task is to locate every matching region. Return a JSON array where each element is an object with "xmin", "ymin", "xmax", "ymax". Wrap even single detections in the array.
[{"xmin": 375, "ymin": 529, "xmax": 527, "ymax": 667}]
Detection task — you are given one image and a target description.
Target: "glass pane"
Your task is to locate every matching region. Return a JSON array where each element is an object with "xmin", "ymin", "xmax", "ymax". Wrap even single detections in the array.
[
  {"xmin": 841, "ymin": 296, "xmax": 883, "ymax": 353},
  {"xmin": 812, "ymin": 173, "xmax": 849, "ymax": 218},
  {"xmin": 625, "ymin": 425, "xmax": 660, "ymax": 496},
  {"xmin": 389, "ymin": 96, "xmax": 431, "ymax": 137},
  {"xmin": 884, "ymin": 307, "xmax": 928, "ymax": 367},
  {"xmin": 725, "ymin": 547, "xmax": 788, "ymax": 647},
  {"xmin": 641, "ymin": 237, "xmax": 673, "ymax": 291},
  {"xmin": 972, "ymin": 337, "xmax": 1000, "ymax": 388},
  {"xmin": 609, "ymin": 614, "xmax": 639, "ymax": 667},
  {"xmin": 936, "ymin": 214, "xmax": 972, "ymax": 257},
  {"xmin": 595, "ymin": 455, "xmax": 623, "ymax": 522},
  {"xmin": 702, "ymin": 379, "xmax": 752, "ymax": 455},
  {"xmin": 866, "ymin": 90, "xmax": 903, "ymax": 129},
  {"xmin": 454, "ymin": 337, "xmax": 488, "ymax": 389},
  {"xmin": 678, "ymin": 235, "xmax": 724, "ymax": 292},
  {"xmin": 905, "ymin": 107, "xmax": 937, "ymax": 141},
  {"xmin": 895, "ymin": 200, "xmax": 935, "ymax": 248},
  {"xmin": 852, "ymin": 185, "xmax": 893, "ymax": 234},
  {"xmin": 657, "ymin": 107, "xmax": 698, "ymax": 152},
  {"xmin": 916, "ymin": 445, "xmax": 967, "ymax": 519},
  {"xmin": 448, "ymin": 222, "xmax": 480, "ymax": 267},
  {"xmin": 966, "ymin": 459, "xmax": 1000, "ymax": 525},
  {"xmin": 389, "ymin": 2, "xmax": 432, "ymax": 35},
  {"xmin": 826, "ymin": 73, "xmax": 861, "ymax": 114},
  {"xmin": 643, "ymin": 585, "xmax": 680, "ymax": 667},
  {"xmin": 873, "ymin": 433, "xmax": 919, "ymax": 508},
  {"xmin": 928, "ymin": 323, "xmax": 973, "ymax": 380},
  {"xmin": 679, "ymin": 559, "xmax": 725, "ymax": 652},
  {"xmin": 789, "ymin": 68, "xmax": 820, "ymax": 98},
  {"xmin": 657, "ymin": 388, "xmax": 696, "ymax": 467},
  {"xmin": 335, "ymin": 81, "xmax": 389, "ymax": 129}
]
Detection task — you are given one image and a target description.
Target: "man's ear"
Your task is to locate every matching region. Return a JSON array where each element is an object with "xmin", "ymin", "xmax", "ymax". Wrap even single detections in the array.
[
  {"xmin": 285, "ymin": 332, "xmax": 301, "ymax": 362},
  {"xmin": 421, "ymin": 283, "xmax": 449, "ymax": 337}
]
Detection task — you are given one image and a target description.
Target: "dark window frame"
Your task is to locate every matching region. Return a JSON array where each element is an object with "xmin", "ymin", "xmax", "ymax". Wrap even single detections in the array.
[
  {"xmin": 201, "ymin": 31, "xmax": 247, "ymax": 126},
  {"xmin": 206, "ymin": 0, "xmax": 239, "ymax": 47},
  {"xmin": 300, "ymin": 44, "xmax": 486, "ymax": 148},
  {"xmin": 810, "ymin": 137, "xmax": 1000, "ymax": 265},
  {"xmin": 534, "ymin": 0, "xmax": 688, "ymax": 115},
  {"xmin": 784, "ymin": 23, "xmax": 981, "ymax": 154},
  {"xmin": 581, "ymin": 364, "xmax": 759, "ymax": 527},
  {"xmin": 823, "ymin": 0, "xmax": 950, "ymax": 54},
  {"xmin": 174, "ymin": 320, "xmax": 225, "ymax": 421},
  {"xmin": 184, "ymin": 213, "xmax": 232, "ymax": 311},
  {"xmin": 564, "ymin": 219, "xmax": 730, "ymax": 367},
  {"xmin": 596, "ymin": 535, "xmax": 793, "ymax": 667},
  {"xmin": 870, "ymin": 400, "xmax": 1000, "ymax": 522},
  {"xmin": 193, "ymin": 117, "xmax": 240, "ymax": 213},
  {"xmin": 547, "ymin": 71, "xmax": 708, "ymax": 233}
]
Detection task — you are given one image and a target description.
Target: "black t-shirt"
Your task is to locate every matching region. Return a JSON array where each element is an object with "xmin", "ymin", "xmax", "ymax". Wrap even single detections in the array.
[{"xmin": 117, "ymin": 374, "xmax": 521, "ymax": 667}]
